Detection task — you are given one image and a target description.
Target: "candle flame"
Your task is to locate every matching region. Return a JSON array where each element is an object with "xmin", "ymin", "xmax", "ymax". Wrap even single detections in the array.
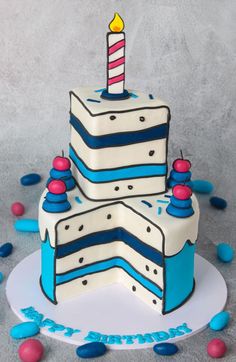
[{"xmin": 109, "ymin": 13, "xmax": 124, "ymax": 32}]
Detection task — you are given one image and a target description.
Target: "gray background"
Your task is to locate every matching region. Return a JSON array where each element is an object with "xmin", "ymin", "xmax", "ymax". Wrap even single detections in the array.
[{"xmin": 0, "ymin": 0, "xmax": 236, "ymax": 361}]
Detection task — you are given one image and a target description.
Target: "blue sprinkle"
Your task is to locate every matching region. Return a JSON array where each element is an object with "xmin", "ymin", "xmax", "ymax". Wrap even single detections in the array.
[
  {"xmin": 210, "ymin": 196, "xmax": 227, "ymax": 210},
  {"xmin": 0, "ymin": 243, "xmax": 13, "ymax": 257},
  {"xmin": 75, "ymin": 196, "xmax": 82, "ymax": 204},
  {"xmin": 157, "ymin": 207, "xmax": 162, "ymax": 215},
  {"xmin": 164, "ymin": 194, "xmax": 171, "ymax": 198},
  {"xmin": 149, "ymin": 94, "xmax": 154, "ymax": 99},
  {"xmin": 217, "ymin": 243, "xmax": 234, "ymax": 263},
  {"xmin": 157, "ymin": 200, "xmax": 169, "ymax": 204},
  {"xmin": 76, "ymin": 342, "xmax": 107, "ymax": 358},
  {"xmin": 14, "ymin": 219, "xmax": 39, "ymax": 233},
  {"xmin": 94, "ymin": 88, "xmax": 106, "ymax": 93},
  {"xmin": 20, "ymin": 173, "xmax": 41, "ymax": 186},
  {"xmin": 0, "ymin": 272, "xmax": 4, "ymax": 283},
  {"xmin": 129, "ymin": 92, "xmax": 138, "ymax": 99},
  {"xmin": 191, "ymin": 179, "xmax": 214, "ymax": 194},
  {"xmin": 153, "ymin": 342, "xmax": 178, "ymax": 356},
  {"xmin": 141, "ymin": 200, "xmax": 152, "ymax": 208},
  {"xmin": 87, "ymin": 98, "xmax": 101, "ymax": 103}
]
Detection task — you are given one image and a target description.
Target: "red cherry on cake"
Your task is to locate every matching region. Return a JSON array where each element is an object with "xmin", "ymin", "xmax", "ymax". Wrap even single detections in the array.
[
  {"xmin": 173, "ymin": 184, "xmax": 192, "ymax": 200},
  {"xmin": 48, "ymin": 180, "xmax": 66, "ymax": 194},
  {"xmin": 53, "ymin": 156, "xmax": 71, "ymax": 171},
  {"xmin": 172, "ymin": 158, "xmax": 191, "ymax": 173}
]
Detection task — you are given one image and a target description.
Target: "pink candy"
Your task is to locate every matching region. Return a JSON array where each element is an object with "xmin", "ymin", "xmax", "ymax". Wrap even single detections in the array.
[
  {"xmin": 48, "ymin": 180, "xmax": 66, "ymax": 194},
  {"xmin": 53, "ymin": 156, "xmax": 71, "ymax": 171},
  {"xmin": 173, "ymin": 185, "xmax": 192, "ymax": 200},
  {"xmin": 207, "ymin": 338, "xmax": 227, "ymax": 358},
  {"xmin": 11, "ymin": 202, "xmax": 25, "ymax": 216},
  {"xmin": 18, "ymin": 339, "xmax": 44, "ymax": 362},
  {"xmin": 172, "ymin": 159, "xmax": 191, "ymax": 173}
]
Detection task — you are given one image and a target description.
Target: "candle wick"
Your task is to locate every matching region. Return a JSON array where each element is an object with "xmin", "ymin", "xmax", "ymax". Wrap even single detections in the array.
[
  {"xmin": 180, "ymin": 149, "xmax": 183, "ymax": 159},
  {"xmin": 62, "ymin": 150, "xmax": 64, "ymax": 157}
]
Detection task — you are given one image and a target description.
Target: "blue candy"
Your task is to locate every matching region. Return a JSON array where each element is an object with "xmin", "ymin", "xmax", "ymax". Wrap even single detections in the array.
[
  {"xmin": 10, "ymin": 321, "xmax": 40, "ymax": 339},
  {"xmin": 217, "ymin": 243, "xmax": 234, "ymax": 263},
  {"xmin": 209, "ymin": 311, "xmax": 230, "ymax": 331},
  {"xmin": 0, "ymin": 242, "xmax": 13, "ymax": 257},
  {"xmin": 153, "ymin": 342, "xmax": 179, "ymax": 356},
  {"xmin": 210, "ymin": 196, "xmax": 227, "ymax": 210},
  {"xmin": 76, "ymin": 342, "xmax": 107, "ymax": 358},
  {"xmin": 20, "ymin": 173, "xmax": 41, "ymax": 186},
  {"xmin": 191, "ymin": 180, "xmax": 214, "ymax": 194},
  {"xmin": 14, "ymin": 219, "xmax": 39, "ymax": 233},
  {"xmin": 0, "ymin": 272, "xmax": 4, "ymax": 283}
]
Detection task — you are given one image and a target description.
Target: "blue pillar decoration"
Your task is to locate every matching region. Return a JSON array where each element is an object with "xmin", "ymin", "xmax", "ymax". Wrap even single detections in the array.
[
  {"xmin": 168, "ymin": 169, "xmax": 192, "ymax": 188},
  {"xmin": 47, "ymin": 168, "xmax": 76, "ymax": 191},
  {"xmin": 43, "ymin": 180, "xmax": 71, "ymax": 213},
  {"xmin": 166, "ymin": 184, "xmax": 194, "ymax": 218}
]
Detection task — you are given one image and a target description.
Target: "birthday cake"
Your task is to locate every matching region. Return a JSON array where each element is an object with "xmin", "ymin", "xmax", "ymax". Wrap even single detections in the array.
[{"xmin": 39, "ymin": 13, "xmax": 199, "ymax": 315}]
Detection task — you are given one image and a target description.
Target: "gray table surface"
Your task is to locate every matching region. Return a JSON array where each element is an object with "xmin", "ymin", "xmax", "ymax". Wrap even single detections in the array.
[{"xmin": 0, "ymin": 1, "xmax": 236, "ymax": 361}]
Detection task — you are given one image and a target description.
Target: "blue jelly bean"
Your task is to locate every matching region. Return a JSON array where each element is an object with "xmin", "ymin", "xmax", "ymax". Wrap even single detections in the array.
[
  {"xmin": 191, "ymin": 180, "xmax": 214, "ymax": 194},
  {"xmin": 217, "ymin": 243, "xmax": 234, "ymax": 263},
  {"xmin": 14, "ymin": 219, "xmax": 39, "ymax": 233},
  {"xmin": 76, "ymin": 342, "xmax": 107, "ymax": 358},
  {"xmin": 0, "ymin": 242, "xmax": 13, "ymax": 257},
  {"xmin": 209, "ymin": 311, "xmax": 230, "ymax": 331},
  {"xmin": 210, "ymin": 196, "xmax": 227, "ymax": 210},
  {"xmin": 10, "ymin": 321, "xmax": 40, "ymax": 339},
  {"xmin": 0, "ymin": 272, "xmax": 4, "ymax": 283},
  {"xmin": 153, "ymin": 342, "xmax": 179, "ymax": 356},
  {"xmin": 20, "ymin": 173, "xmax": 41, "ymax": 186}
]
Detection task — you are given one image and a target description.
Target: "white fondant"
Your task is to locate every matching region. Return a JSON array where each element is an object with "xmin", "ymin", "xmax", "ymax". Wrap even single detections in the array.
[
  {"xmin": 107, "ymin": 33, "xmax": 125, "ymax": 95},
  {"xmin": 70, "ymin": 127, "xmax": 167, "ymax": 169},
  {"xmin": 108, "ymin": 48, "xmax": 124, "ymax": 62},
  {"xmin": 108, "ymin": 64, "xmax": 125, "ymax": 78},
  {"xmin": 6, "ymin": 251, "xmax": 228, "ymax": 350},
  {"xmin": 108, "ymin": 33, "xmax": 124, "ymax": 46}
]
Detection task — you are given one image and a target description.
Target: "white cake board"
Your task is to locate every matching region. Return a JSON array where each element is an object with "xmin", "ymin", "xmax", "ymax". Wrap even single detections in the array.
[{"xmin": 6, "ymin": 250, "xmax": 227, "ymax": 350}]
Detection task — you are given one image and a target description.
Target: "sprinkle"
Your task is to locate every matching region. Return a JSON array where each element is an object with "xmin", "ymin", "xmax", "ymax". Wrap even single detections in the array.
[
  {"xmin": 149, "ymin": 94, "xmax": 154, "ymax": 99},
  {"xmin": 156, "ymin": 200, "xmax": 169, "ymax": 204},
  {"xmin": 141, "ymin": 200, "xmax": 152, "ymax": 208},
  {"xmin": 129, "ymin": 92, "xmax": 138, "ymax": 99},
  {"xmin": 75, "ymin": 196, "xmax": 82, "ymax": 204},
  {"xmin": 157, "ymin": 207, "xmax": 162, "ymax": 215},
  {"xmin": 94, "ymin": 88, "xmax": 106, "ymax": 93},
  {"xmin": 87, "ymin": 98, "xmax": 101, "ymax": 103},
  {"xmin": 164, "ymin": 194, "xmax": 171, "ymax": 198}
]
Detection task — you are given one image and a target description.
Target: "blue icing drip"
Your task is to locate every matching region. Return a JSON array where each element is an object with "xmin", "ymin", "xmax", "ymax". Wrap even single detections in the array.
[
  {"xmin": 164, "ymin": 242, "xmax": 195, "ymax": 312},
  {"xmin": 141, "ymin": 200, "xmax": 152, "ymax": 208},
  {"xmin": 75, "ymin": 196, "xmax": 82, "ymax": 204},
  {"xmin": 70, "ymin": 113, "xmax": 169, "ymax": 149},
  {"xmin": 56, "ymin": 257, "xmax": 163, "ymax": 299},
  {"xmin": 56, "ymin": 228, "xmax": 163, "ymax": 267},
  {"xmin": 70, "ymin": 146, "xmax": 167, "ymax": 182},
  {"xmin": 41, "ymin": 237, "xmax": 56, "ymax": 302}
]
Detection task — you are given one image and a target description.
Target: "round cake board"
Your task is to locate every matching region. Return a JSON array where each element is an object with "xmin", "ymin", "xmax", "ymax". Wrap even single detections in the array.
[{"xmin": 6, "ymin": 250, "xmax": 227, "ymax": 350}]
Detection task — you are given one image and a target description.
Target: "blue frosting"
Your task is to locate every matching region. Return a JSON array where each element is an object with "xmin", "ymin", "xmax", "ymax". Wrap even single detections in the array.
[
  {"xmin": 56, "ymin": 257, "xmax": 163, "ymax": 299},
  {"xmin": 70, "ymin": 146, "xmax": 167, "ymax": 183},
  {"xmin": 70, "ymin": 113, "xmax": 169, "ymax": 149},
  {"xmin": 164, "ymin": 242, "xmax": 195, "ymax": 312},
  {"xmin": 56, "ymin": 228, "xmax": 163, "ymax": 267},
  {"xmin": 41, "ymin": 237, "xmax": 56, "ymax": 303}
]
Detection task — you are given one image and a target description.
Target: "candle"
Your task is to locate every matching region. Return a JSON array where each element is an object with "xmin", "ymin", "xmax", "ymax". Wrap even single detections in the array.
[{"xmin": 102, "ymin": 13, "xmax": 129, "ymax": 100}]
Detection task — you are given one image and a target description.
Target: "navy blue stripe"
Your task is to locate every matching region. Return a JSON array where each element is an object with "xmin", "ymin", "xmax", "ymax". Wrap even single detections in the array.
[
  {"xmin": 56, "ymin": 228, "xmax": 163, "ymax": 267},
  {"xmin": 56, "ymin": 257, "xmax": 163, "ymax": 298},
  {"xmin": 70, "ymin": 113, "xmax": 169, "ymax": 149}
]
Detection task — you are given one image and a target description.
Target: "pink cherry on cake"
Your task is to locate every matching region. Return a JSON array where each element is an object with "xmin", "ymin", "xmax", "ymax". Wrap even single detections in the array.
[
  {"xmin": 173, "ymin": 184, "xmax": 192, "ymax": 200},
  {"xmin": 172, "ymin": 158, "xmax": 191, "ymax": 173},
  {"xmin": 48, "ymin": 180, "xmax": 66, "ymax": 194},
  {"xmin": 53, "ymin": 156, "xmax": 71, "ymax": 171}
]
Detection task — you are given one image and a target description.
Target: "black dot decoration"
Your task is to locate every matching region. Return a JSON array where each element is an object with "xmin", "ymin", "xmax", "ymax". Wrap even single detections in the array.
[
  {"xmin": 107, "ymin": 214, "xmax": 112, "ymax": 219},
  {"xmin": 115, "ymin": 186, "xmax": 119, "ymax": 191},
  {"xmin": 65, "ymin": 225, "xmax": 70, "ymax": 230},
  {"xmin": 79, "ymin": 257, "xmax": 84, "ymax": 263},
  {"xmin": 139, "ymin": 116, "xmax": 145, "ymax": 122},
  {"xmin": 153, "ymin": 299, "xmax": 157, "ymax": 305},
  {"xmin": 128, "ymin": 185, "xmax": 133, "ymax": 190},
  {"xmin": 145, "ymin": 265, "xmax": 149, "ymax": 271},
  {"xmin": 82, "ymin": 280, "xmax": 87, "ymax": 286},
  {"xmin": 149, "ymin": 150, "xmax": 155, "ymax": 156},
  {"xmin": 154, "ymin": 269, "xmax": 158, "ymax": 275},
  {"xmin": 110, "ymin": 115, "xmax": 116, "ymax": 120},
  {"xmin": 132, "ymin": 286, "xmax": 136, "ymax": 292},
  {"xmin": 78, "ymin": 225, "xmax": 84, "ymax": 231},
  {"xmin": 147, "ymin": 226, "xmax": 151, "ymax": 233}
]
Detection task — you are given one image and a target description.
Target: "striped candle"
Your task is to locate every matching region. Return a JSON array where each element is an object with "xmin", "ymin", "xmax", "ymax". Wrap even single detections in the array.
[{"xmin": 107, "ymin": 31, "xmax": 125, "ymax": 94}]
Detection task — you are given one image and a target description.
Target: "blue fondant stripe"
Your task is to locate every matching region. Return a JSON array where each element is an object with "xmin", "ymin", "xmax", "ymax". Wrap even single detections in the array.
[
  {"xmin": 56, "ymin": 228, "xmax": 163, "ymax": 267},
  {"xmin": 69, "ymin": 146, "xmax": 167, "ymax": 183},
  {"xmin": 70, "ymin": 113, "xmax": 168, "ymax": 149},
  {"xmin": 56, "ymin": 257, "xmax": 163, "ymax": 299}
]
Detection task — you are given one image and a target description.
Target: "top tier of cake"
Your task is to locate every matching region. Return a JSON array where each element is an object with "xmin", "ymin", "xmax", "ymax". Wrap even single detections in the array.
[{"xmin": 69, "ymin": 87, "xmax": 171, "ymax": 201}]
